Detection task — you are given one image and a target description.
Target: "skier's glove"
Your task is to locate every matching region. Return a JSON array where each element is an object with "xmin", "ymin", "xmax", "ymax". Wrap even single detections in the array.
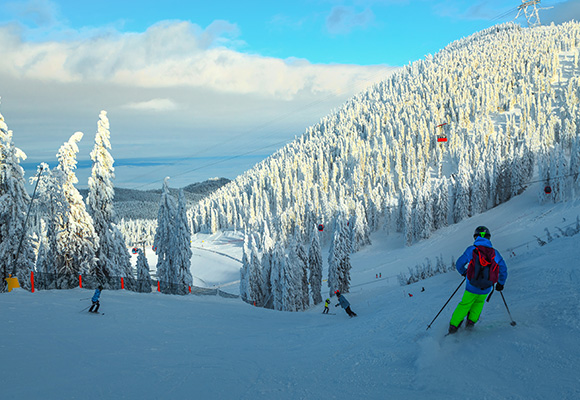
[
  {"xmin": 335, "ymin": 304, "xmax": 339, "ymax": 307},
  {"xmin": 461, "ymin": 272, "xmax": 467, "ymax": 277},
  {"xmin": 495, "ymin": 283, "xmax": 504, "ymax": 291}
]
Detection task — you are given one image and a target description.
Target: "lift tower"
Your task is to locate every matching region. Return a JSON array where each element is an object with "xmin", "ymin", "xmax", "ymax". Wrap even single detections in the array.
[{"xmin": 515, "ymin": 1, "xmax": 552, "ymax": 28}]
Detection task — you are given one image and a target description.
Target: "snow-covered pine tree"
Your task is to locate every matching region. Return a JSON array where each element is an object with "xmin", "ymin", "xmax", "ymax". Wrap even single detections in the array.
[
  {"xmin": 259, "ymin": 225, "xmax": 275, "ymax": 308},
  {"xmin": 352, "ymin": 200, "xmax": 371, "ymax": 252},
  {"xmin": 453, "ymin": 158, "xmax": 471, "ymax": 223},
  {"xmin": 170, "ymin": 189, "xmax": 193, "ymax": 294},
  {"xmin": 308, "ymin": 227, "xmax": 323, "ymax": 305},
  {"xmin": 336, "ymin": 209, "xmax": 352, "ymax": 294},
  {"xmin": 401, "ymin": 184, "xmax": 414, "ymax": 246},
  {"xmin": 471, "ymin": 161, "xmax": 488, "ymax": 215},
  {"xmin": 35, "ymin": 228, "xmax": 50, "ymax": 275},
  {"xmin": 248, "ymin": 235, "xmax": 263, "ymax": 306},
  {"xmin": 570, "ymin": 135, "xmax": 580, "ymax": 198},
  {"xmin": 0, "ymin": 110, "xmax": 36, "ymax": 290},
  {"xmin": 412, "ymin": 187, "xmax": 426, "ymax": 242},
  {"xmin": 270, "ymin": 242, "xmax": 285, "ymax": 311},
  {"xmin": 282, "ymin": 248, "xmax": 300, "ymax": 312},
  {"xmin": 537, "ymin": 148, "xmax": 552, "ymax": 203},
  {"xmin": 86, "ymin": 111, "xmax": 132, "ymax": 284},
  {"xmin": 327, "ymin": 208, "xmax": 352, "ymax": 296},
  {"xmin": 293, "ymin": 238, "xmax": 309, "ymax": 309},
  {"xmin": 239, "ymin": 233, "xmax": 251, "ymax": 303},
  {"xmin": 260, "ymin": 246, "xmax": 274, "ymax": 309},
  {"xmin": 327, "ymin": 226, "xmax": 340, "ymax": 298},
  {"xmin": 136, "ymin": 248, "xmax": 152, "ymax": 293},
  {"xmin": 32, "ymin": 163, "xmax": 67, "ymax": 283},
  {"xmin": 154, "ymin": 178, "xmax": 176, "ymax": 292},
  {"xmin": 433, "ymin": 177, "xmax": 449, "ymax": 230},
  {"xmin": 54, "ymin": 132, "xmax": 99, "ymax": 286}
]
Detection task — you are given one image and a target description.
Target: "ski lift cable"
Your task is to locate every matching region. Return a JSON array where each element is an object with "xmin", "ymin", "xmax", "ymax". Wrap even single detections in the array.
[
  {"xmin": 491, "ymin": 6, "xmax": 520, "ymax": 21},
  {"xmin": 124, "ymin": 65, "xmax": 398, "ymax": 190}
]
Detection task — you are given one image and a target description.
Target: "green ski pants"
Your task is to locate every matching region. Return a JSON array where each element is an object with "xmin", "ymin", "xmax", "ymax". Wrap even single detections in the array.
[{"xmin": 450, "ymin": 290, "xmax": 488, "ymax": 327}]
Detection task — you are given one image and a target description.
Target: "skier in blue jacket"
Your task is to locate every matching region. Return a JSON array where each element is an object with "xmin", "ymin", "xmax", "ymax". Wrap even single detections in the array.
[
  {"xmin": 334, "ymin": 290, "xmax": 357, "ymax": 317},
  {"xmin": 88, "ymin": 286, "xmax": 103, "ymax": 313},
  {"xmin": 449, "ymin": 226, "xmax": 507, "ymax": 334}
]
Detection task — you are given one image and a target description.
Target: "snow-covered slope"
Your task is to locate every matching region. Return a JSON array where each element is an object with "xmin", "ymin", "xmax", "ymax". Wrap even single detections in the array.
[{"xmin": 2, "ymin": 185, "xmax": 579, "ymax": 399}]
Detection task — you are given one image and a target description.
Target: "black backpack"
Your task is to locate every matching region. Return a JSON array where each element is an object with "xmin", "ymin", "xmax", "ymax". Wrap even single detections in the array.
[{"xmin": 466, "ymin": 246, "xmax": 499, "ymax": 290}]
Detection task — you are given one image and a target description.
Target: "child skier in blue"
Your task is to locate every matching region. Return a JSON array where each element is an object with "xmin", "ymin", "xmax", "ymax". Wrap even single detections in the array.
[
  {"xmin": 88, "ymin": 286, "xmax": 103, "ymax": 313},
  {"xmin": 334, "ymin": 290, "xmax": 357, "ymax": 317},
  {"xmin": 448, "ymin": 226, "xmax": 507, "ymax": 334}
]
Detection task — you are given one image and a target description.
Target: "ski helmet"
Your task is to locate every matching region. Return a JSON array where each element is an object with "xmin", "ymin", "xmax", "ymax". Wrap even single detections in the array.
[{"xmin": 473, "ymin": 226, "xmax": 491, "ymax": 239}]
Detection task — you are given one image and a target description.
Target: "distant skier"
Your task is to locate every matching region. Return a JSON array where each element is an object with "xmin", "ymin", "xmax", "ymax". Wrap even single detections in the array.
[
  {"xmin": 88, "ymin": 286, "xmax": 103, "ymax": 313},
  {"xmin": 448, "ymin": 226, "xmax": 507, "ymax": 334},
  {"xmin": 323, "ymin": 298, "xmax": 331, "ymax": 314},
  {"xmin": 334, "ymin": 290, "xmax": 357, "ymax": 317}
]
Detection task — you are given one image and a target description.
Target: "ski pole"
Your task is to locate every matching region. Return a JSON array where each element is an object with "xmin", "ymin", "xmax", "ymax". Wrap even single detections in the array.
[
  {"xmin": 426, "ymin": 277, "xmax": 465, "ymax": 330},
  {"xmin": 79, "ymin": 305, "xmax": 91, "ymax": 313},
  {"xmin": 500, "ymin": 292, "xmax": 517, "ymax": 326}
]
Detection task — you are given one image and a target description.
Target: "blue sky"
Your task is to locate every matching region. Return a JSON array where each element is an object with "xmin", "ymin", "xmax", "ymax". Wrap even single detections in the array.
[{"xmin": 1, "ymin": 0, "xmax": 579, "ymax": 189}]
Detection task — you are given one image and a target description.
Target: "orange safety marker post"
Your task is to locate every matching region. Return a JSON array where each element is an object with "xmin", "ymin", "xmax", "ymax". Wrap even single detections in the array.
[
  {"xmin": 31, "ymin": 271, "xmax": 34, "ymax": 293},
  {"xmin": 188, "ymin": 286, "xmax": 191, "ymax": 294},
  {"xmin": 5, "ymin": 274, "xmax": 20, "ymax": 292},
  {"xmin": 79, "ymin": 275, "xmax": 82, "ymax": 288},
  {"xmin": 121, "ymin": 277, "xmax": 125, "ymax": 289},
  {"xmin": 157, "ymin": 281, "xmax": 161, "ymax": 292}
]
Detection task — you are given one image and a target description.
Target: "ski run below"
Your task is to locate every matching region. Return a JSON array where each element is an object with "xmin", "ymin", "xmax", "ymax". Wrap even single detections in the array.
[{"xmin": 1, "ymin": 182, "xmax": 580, "ymax": 400}]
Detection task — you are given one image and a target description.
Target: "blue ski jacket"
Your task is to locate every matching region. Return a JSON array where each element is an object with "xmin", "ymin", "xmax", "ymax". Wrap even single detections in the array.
[
  {"xmin": 337, "ymin": 295, "xmax": 350, "ymax": 309},
  {"xmin": 456, "ymin": 237, "xmax": 508, "ymax": 295},
  {"xmin": 92, "ymin": 289, "xmax": 101, "ymax": 302}
]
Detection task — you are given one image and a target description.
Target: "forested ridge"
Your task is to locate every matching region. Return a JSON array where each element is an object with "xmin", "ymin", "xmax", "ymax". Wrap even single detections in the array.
[{"xmin": 191, "ymin": 22, "xmax": 580, "ymax": 309}]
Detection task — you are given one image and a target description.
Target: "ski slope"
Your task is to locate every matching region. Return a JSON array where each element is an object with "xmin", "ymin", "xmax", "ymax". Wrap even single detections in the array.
[{"xmin": 1, "ymin": 184, "xmax": 579, "ymax": 399}]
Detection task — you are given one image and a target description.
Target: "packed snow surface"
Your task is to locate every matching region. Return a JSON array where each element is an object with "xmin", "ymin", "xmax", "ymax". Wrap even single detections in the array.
[{"xmin": 1, "ymin": 184, "xmax": 580, "ymax": 399}]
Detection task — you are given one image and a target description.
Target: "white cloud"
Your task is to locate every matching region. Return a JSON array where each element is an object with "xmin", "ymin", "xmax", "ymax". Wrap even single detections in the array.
[
  {"xmin": 0, "ymin": 19, "xmax": 388, "ymax": 101},
  {"xmin": 122, "ymin": 98, "xmax": 179, "ymax": 112},
  {"xmin": 0, "ymin": 14, "xmax": 397, "ymax": 188}
]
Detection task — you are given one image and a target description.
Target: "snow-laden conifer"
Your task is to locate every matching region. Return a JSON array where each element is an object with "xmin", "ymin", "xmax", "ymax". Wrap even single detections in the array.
[
  {"xmin": 239, "ymin": 233, "xmax": 250, "ymax": 303},
  {"xmin": 570, "ymin": 136, "xmax": 580, "ymax": 197},
  {"xmin": 270, "ymin": 242, "xmax": 285, "ymax": 311},
  {"xmin": 308, "ymin": 227, "xmax": 323, "ymax": 305},
  {"xmin": 260, "ymin": 247, "xmax": 273, "ymax": 309},
  {"xmin": 32, "ymin": 163, "xmax": 66, "ymax": 280},
  {"xmin": 293, "ymin": 238, "xmax": 309, "ymax": 309},
  {"xmin": 154, "ymin": 178, "xmax": 176, "ymax": 290},
  {"xmin": 54, "ymin": 132, "xmax": 99, "ymax": 284},
  {"xmin": 327, "ymin": 208, "xmax": 352, "ymax": 296},
  {"xmin": 453, "ymin": 159, "xmax": 471, "ymax": 223},
  {"xmin": 170, "ymin": 189, "xmax": 193, "ymax": 294},
  {"xmin": 86, "ymin": 111, "xmax": 131, "ymax": 283},
  {"xmin": 136, "ymin": 248, "xmax": 152, "ymax": 293},
  {"xmin": 401, "ymin": 185, "xmax": 414, "ymax": 246},
  {"xmin": 282, "ymin": 247, "xmax": 300, "ymax": 312},
  {"xmin": 248, "ymin": 236, "xmax": 263, "ymax": 306},
  {"xmin": 0, "ymin": 110, "xmax": 35, "ymax": 289},
  {"xmin": 352, "ymin": 201, "xmax": 371, "ymax": 252}
]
